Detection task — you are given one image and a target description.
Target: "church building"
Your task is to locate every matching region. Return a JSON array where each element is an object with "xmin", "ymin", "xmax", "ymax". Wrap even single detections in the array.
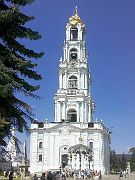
[{"xmin": 29, "ymin": 7, "xmax": 110, "ymax": 175}]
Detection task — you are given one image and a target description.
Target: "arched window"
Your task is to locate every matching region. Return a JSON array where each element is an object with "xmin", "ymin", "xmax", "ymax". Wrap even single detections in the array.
[
  {"xmin": 39, "ymin": 142, "xmax": 43, "ymax": 149},
  {"xmin": 68, "ymin": 75, "xmax": 77, "ymax": 89},
  {"xmin": 89, "ymin": 142, "xmax": 93, "ymax": 149},
  {"xmin": 67, "ymin": 109, "xmax": 77, "ymax": 122},
  {"xmin": 70, "ymin": 27, "xmax": 78, "ymax": 41},
  {"xmin": 39, "ymin": 154, "xmax": 42, "ymax": 162},
  {"xmin": 69, "ymin": 48, "xmax": 77, "ymax": 60}
]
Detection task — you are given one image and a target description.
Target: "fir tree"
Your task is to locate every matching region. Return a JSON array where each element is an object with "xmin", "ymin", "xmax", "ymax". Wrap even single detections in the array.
[
  {"xmin": 110, "ymin": 150, "xmax": 120, "ymax": 173},
  {"xmin": 129, "ymin": 147, "xmax": 135, "ymax": 172},
  {"xmin": 0, "ymin": 0, "xmax": 44, "ymax": 146},
  {"xmin": 120, "ymin": 153, "xmax": 127, "ymax": 171}
]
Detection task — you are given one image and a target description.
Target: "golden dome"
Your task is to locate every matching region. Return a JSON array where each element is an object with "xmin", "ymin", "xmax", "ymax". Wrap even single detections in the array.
[{"xmin": 69, "ymin": 6, "xmax": 85, "ymax": 28}]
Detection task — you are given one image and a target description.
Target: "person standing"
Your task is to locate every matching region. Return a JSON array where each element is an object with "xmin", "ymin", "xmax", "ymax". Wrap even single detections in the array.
[
  {"xmin": 40, "ymin": 173, "xmax": 46, "ymax": 180},
  {"xmin": 33, "ymin": 174, "xmax": 38, "ymax": 180},
  {"xmin": 47, "ymin": 171, "xmax": 53, "ymax": 180},
  {"xmin": 119, "ymin": 170, "xmax": 123, "ymax": 179},
  {"xmin": 8, "ymin": 172, "xmax": 14, "ymax": 180},
  {"xmin": 98, "ymin": 170, "xmax": 102, "ymax": 179}
]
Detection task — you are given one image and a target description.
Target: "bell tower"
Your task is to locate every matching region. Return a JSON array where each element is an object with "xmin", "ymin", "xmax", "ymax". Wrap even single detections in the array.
[{"xmin": 54, "ymin": 7, "xmax": 95, "ymax": 123}]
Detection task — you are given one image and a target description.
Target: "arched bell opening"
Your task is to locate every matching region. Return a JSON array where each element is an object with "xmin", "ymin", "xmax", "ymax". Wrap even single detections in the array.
[
  {"xmin": 68, "ymin": 75, "xmax": 77, "ymax": 89},
  {"xmin": 67, "ymin": 109, "xmax": 77, "ymax": 122},
  {"xmin": 69, "ymin": 48, "xmax": 78, "ymax": 60},
  {"xmin": 70, "ymin": 27, "xmax": 78, "ymax": 41}
]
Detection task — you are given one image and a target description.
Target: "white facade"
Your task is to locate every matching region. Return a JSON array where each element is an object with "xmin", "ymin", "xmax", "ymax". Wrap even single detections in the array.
[{"xmin": 30, "ymin": 8, "xmax": 110, "ymax": 175}]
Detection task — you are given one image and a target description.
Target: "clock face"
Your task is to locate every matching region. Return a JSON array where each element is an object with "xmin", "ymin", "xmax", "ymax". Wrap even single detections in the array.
[{"xmin": 71, "ymin": 53, "xmax": 77, "ymax": 60}]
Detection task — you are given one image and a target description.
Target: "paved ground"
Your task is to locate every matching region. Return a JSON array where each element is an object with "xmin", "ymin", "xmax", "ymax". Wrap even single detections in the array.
[
  {"xmin": 0, "ymin": 173, "xmax": 135, "ymax": 179},
  {"xmin": 67, "ymin": 173, "xmax": 135, "ymax": 180},
  {"xmin": 102, "ymin": 173, "xmax": 135, "ymax": 180},
  {"xmin": 103, "ymin": 173, "xmax": 135, "ymax": 180}
]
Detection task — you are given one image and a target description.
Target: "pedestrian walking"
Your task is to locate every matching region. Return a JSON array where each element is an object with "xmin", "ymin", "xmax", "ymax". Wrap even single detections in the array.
[
  {"xmin": 33, "ymin": 174, "xmax": 38, "ymax": 180},
  {"xmin": 119, "ymin": 171, "xmax": 123, "ymax": 179}
]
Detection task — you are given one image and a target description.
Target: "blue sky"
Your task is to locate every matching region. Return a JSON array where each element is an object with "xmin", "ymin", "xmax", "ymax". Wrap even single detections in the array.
[{"xmin": 18, "ymin": 0, "xmax": 135, "ymax": 154}]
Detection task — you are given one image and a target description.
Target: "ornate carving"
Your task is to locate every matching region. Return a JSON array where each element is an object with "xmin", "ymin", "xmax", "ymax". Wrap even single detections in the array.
[
  {"xmin": 60, "ymin": 125, "xmax": 70, "ymax": 134},
  {"xmin": 68, "ymin": 61, "xmax": 77, "ymax": 69}
]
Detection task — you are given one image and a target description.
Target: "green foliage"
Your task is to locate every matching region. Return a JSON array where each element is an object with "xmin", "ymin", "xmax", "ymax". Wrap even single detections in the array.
[
  {"xmin": 0, "ymin": 0, "xmax": 44, "ymax": 146},
  {"xmin": 110, "ymin": 150, "xmax": 129, "ymax": 173},
  {"xmin": 120, "ymin": 153, "xmax": 127, "ymax": 171},
  {"xmin": 129, "ymin": 147, "xmax": 135, "ymax": 172},
  {"xmin": 110, "ymin": 150, "xmax": 121, "ymax": 173}
]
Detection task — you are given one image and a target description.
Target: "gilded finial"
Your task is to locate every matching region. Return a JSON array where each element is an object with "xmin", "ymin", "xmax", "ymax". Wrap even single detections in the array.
[{"xmin": 74, "ymin": 6, "xmax": 78, "ymax": 16}]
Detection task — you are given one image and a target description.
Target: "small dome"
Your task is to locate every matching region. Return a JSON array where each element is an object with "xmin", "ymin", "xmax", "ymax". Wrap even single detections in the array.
[
  {"xmin": 69, "ymin": 6, "xmax": 85, "ymax": 28},
  {"xmin": 68, "ymin": 144, "xmax": 92, "ymax": 154}
]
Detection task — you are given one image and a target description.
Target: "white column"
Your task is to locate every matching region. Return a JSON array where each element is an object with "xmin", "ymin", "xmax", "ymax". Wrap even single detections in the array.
[
  {"xmin": 66, "ymin": 28, "xmax": 70, "ymax": 41},
  {"xmin": 83, "ymin": 73, "xmax": 85, "ymax": 89},
  {"xmin": 60, "ymin": 102, "xmax": 62, "ymax": 121},
  {"xmin": 82, "ymin": 154, "xmax": 84, "ymax": 170},
  {"xmin": 80, "ymin": 71, "xmax": 81, "ymax": 89},
  {"xmin": 65, "ymin": 44, "xmax": 68, "ymax": 60},
  {"xmin": 64, "ymin": 48, "xmax": 66, "ymax": 60},
  {"xmin": 61, "ymin": 73, "xmax": 63, "ymax": 89},
  {"xmin": 88, "ymin": 103, "xmax": 92, "ymax": 122},
  {"xmin": 54, "ymin": 102, "xmax": 57, "ymax": 122},
  {"xmin": 62, "ymin": 101, "xmax": 66, "ymax": 120},
  {"xmin": 77, "ymin": 102, "xmax": 80, "ymax": 122},
  {"xmin": 85, "ymin": 73, "xmax": 87, "ymax": 89},
  {"xmin": 61, "ymin": 102, "xmax": 63, "ymax": 119},
  {"xmin": 43, "ymin": 133, "xmax": 48, "ymax": 168},
  {"xmin": 59, "ymin": 73, "xmax": 62, "ymax": 89},
  {"xmin": 78, "ymin": 26, "xmax": 81, "ymax": 40},
  {"xmin": 78, "ymin": 70, "xmax": 80, "ymax": 89},
  {"xmin": 80, "ymin": 72, "xmax": 82, "ymax": 89},
  {"xmin": 84, "ymin": 103, "xmax": 87, "ymax": 123},
  {"xmin": 64, "ymin": 71, "xmax": 67, "ymax": 89},
  {"xmin": 81, "ymin": 102, "xmax": 84, "ymax": 123},
  {"xmin": 82, "ymin": 73, "xmax": 84, "ymax": 89},
  {"xmin": 57, "ymin": 102, "xmax": 61, "ymax": 122}
]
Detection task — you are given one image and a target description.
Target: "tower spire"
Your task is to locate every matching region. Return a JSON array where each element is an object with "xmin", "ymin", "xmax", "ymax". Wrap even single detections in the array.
[{"xmin": 74, "ymin": 6, "xmax": 78, "ymax": 16}]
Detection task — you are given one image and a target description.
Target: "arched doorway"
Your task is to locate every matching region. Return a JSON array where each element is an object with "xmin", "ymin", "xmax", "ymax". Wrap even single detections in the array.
[
  {"xmin": 61, "ymin": 154, "xmax": 68, "ymax": 168},
  {"xmin": 67, "ymin": 109, "xmax": 77, "ymax": 122}
]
